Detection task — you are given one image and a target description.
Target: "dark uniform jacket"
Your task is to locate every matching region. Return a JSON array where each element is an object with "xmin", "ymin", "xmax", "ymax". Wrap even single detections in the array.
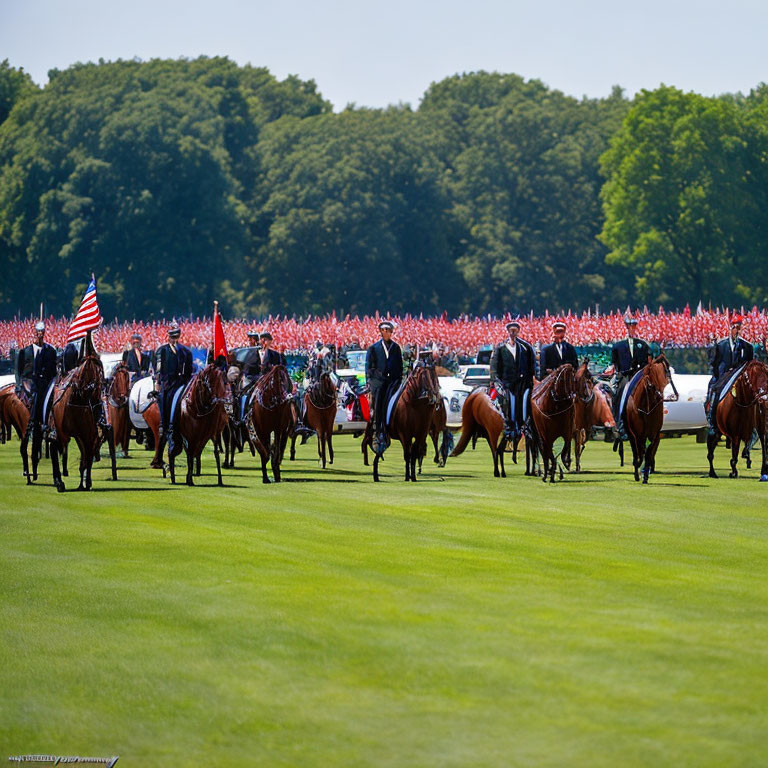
[
  {"xmin": 156, "ymin": 343, "xmax": 193, "ymax": 390},
  {"xmin": 611, "ymin": 338, "xmax": 651, "ymax": 377},
  {"xmin": 258, "ymin": 348, "xmax": 286, "ymax": 372},
  {"xmin": 241, "ymin": 347, "xmax": 261, "ymax": 378},
  {"xmin": 539, "ymin": 341, "xmax": 579, "ymax": 379},
  {"xmin": 490, "ymin": 340, "xmax": 535, "ymax": 387},
  {"xmin": 711, "ymin": 337, "xmax": 753, "ymax": 378},
  {"xmin": 123, "ymin": 348, "xmax": 152, "ymax": 377},
  {"xmin": 17, "ymin": 343, "xmax": 57, "ymax": 392},
  {"xmin": 366, "ymin": 340, "xmax": 403, "ymax": 388},
  {"xmin": 62, "ymin": 341, "xmax": 83, "ymax": 374}
]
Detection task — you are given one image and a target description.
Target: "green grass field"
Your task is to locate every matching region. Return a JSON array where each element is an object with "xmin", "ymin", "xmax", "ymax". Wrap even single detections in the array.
[{"xmin": 1, "ymin": 432, "xmax": 767, "ymax": 767}]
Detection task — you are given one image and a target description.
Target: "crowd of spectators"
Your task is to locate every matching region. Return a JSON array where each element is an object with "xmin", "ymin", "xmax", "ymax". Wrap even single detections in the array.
[{"xmin": 2, "ymin": 306, "xmax": 767, "ymax": 360}]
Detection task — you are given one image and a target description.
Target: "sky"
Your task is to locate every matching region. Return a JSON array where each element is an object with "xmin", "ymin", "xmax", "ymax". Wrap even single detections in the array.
[{"xmin": 1, "ymin": 0, "xmax": 767, "ymax": 109}]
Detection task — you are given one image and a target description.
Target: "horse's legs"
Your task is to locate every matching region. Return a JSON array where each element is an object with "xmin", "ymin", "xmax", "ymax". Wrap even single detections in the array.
[
  {"xmin": 290, "ymin": 432, "xmax": 297, "ymax": 461},
  {"xmin": 729, "ymin": 438, "xmax": 741, "ymax": 478},
  {"xmin": 31, "ymin": 424, "xmax": 42, "ymax": 481},
  {"xmin": 195, "ymin": 452, "xmax": 201, "ymax": 476},
  {"xmin": 499, "ymin": 437, "xmax": 507, "ymax": 478},
  {"xmin": 86, "ymin": 454, "xmax": 93, "ymax": 491},
  {"xmin": 373, "ymin": 453, "xmax": 381, "ymax": 482},
  {"xmin": 328, "ymin": 432, "xmax": 334, "ymax": 465},
  {"xmin": 318, "ymin": 430, "xmax": 326, "ymax": 469},
  {"xmin": 186, "ymin": 447, "xmax": 195, "ymax": 486},
  {"xmin": 431, "ymin": 430, "xmax": 440, "ymax": 465},
  {"xmin": 489, "ymin": 437, "xmax": 499, "ymax": 478},
  {"xmin": 105, "ymin": 424, "xmax": 117, "ymax": 481},
  {"xmin": 271, "ymin": 435, "xmax": 282, "ymax": 483},
  {"xmin": 643, "ymin": 433, "xmax": 661, "ymax": 484},
  {"xmin": 214, "ymin": 441, "xmax": 223, "ymax": 486},
  {"xmin": 706, "ymin": 431, "xmax": 719, "ymax": 478},
  {"xmin": 50, "ymin": 439, "xmax": 65, "ymax": 492},
  {"xmin": 411, "ymin": 440, "xmax": 419, "ymax": 482},
  {"xmin": 362, "ymin": 426, "xmax": 371, "ymax": 466},
  {"xmin": 402, "ymin": 441, "xmax": 410, "ymax": 481},
  {"xmin": 20, "ymin": 428, "xmax": 31, "ymax": 483},
  {"xmin": 628, "ymin": 432, "xmax": 642, "ymax": 482}
]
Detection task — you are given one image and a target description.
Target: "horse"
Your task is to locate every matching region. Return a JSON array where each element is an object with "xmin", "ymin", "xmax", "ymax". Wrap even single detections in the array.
[
  {"xmin": 706, "ymin": 360, "xmax": 768, "ymax": 479},
  {"xmin": 301, "ymin": 372, "xmax": 337, "ymax": 468},
  {"xmin": 107, "ymin": 362, "xmax": 131, "ymax": 458},
  {"xmin": 450, "ymin": 388, "xmax": 508, "ymax": 477},
  {"xmin": 248, "ymin": 364, "xmax": 294, "ymax": 483},
  {"xmin": 168, "ymin": 364, "xmax": 230, "ymax": 486},
  {"xmin": 530, "ymin": 364, "xmax": 577, "ymax": 483},
  {"xmin": 0, "ymin": 384, "xmax": 21, "ymax": 444},
  {"xmin": 48, "ymin": 354, "xmax": 116, "ymax": 492},
  {"xmin": 573, "ymin": 361, "xmax": 616, "ymax": 472},
  {"xmin": 623, "ymin": 354, "xmax": 676, "ymax": 484},
  {"xmin": 372, "ymin": 361, "xmax": 442, "ymax": 482}
]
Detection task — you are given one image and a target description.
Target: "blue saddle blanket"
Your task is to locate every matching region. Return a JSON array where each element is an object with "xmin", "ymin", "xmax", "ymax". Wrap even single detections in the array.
[
  {"xmin": 170, "ymin": 379, "xmax": 193, "ymax": 425},
  {"xmin": 717, "ymin": 363, "xmax": 747, "ymax": 403},
  {"xmin": 618, "ymin": 369, "xmax": 644, "ymax": 424},
  {"xmin": 385, "ymin": 379, "xmax": 408, "ymax": 428}
]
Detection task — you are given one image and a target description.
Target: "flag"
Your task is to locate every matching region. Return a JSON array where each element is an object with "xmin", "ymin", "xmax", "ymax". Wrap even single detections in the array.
[
  {"xmin": 213, "ymin": 301, "xmax": 228, "ymax": 361},
  {"xmin": 67, "ymin": 274, "xmax": 102, "ymax": 343}
]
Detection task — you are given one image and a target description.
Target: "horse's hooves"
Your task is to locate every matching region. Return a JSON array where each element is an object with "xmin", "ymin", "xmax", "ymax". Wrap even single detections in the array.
[
  {"xmin": 709, "ymin": 471, "xmax": 718, "ymax": 478},
  {"xmin": 729, "ymin": 472, "xmax": 737, "ymax": 478},
  {"xmin": 642, "ymin": 478, "xmax": 648, "ymax": 484}
]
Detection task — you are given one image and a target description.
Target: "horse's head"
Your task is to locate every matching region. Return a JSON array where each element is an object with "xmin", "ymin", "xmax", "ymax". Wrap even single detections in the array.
[
  {"xmin": 575, "ymin": 360, "xmax": 595, "ymax": 403},
  {"xmin": 408, "ymin": 360, "xmax": 441, "ymax": 405},
  {"xmin": 551, "ymin": 363, "xmax": 577, "ymax": 402},
  {"xmin": 255, "ymin": 364, "xmax": 293, "ymax": 409},
  {"xmin": 72, "ymin": 355, "xmax": 104, "ymax": 402},
  {"xmin": 108, "ymin": 363, "xmax": 130, "ymax": 406},
  {"xmin": 743, "ymin": 360, "xmax": 768, "ymax": 404},
  {"xmin": 191, "ymin": 363, "xmax": 230, "ymax": 414},
  {"xmin": 647, "ymin": 354, "xmax": 672, "ymax": 396}
]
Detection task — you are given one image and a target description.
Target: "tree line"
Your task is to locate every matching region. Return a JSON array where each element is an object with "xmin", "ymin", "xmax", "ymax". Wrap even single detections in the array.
[{"xmin": 0, "ymin": 57, "xmax": 766, "ymax": 320}]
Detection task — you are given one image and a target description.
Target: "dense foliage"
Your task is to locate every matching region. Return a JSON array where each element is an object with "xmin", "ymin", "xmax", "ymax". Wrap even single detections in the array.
[{"xmin": 0, "ymin": 57, "xmax": 765, "ymax": 319}]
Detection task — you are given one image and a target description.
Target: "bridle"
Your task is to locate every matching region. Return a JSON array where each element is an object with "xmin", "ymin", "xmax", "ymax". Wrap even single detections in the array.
[
  {"xmin": 635, "ymin": 356, "xmax": 678, "ymax": 416},
  {"xmin": 307, "ymin": 373, "xmax": 337, "ymax": 410},
  {"xmin": 107, "ymin": 363, "xmax": 130, "ymax": 409},
  {"xmin": 188, "ymin": 366, "xmax": 230, "ymax": 418},
  {"xmin": 532, "ymin": 364, "xmax": 576, "ymax": 418},
  {"xmin": 406, "ymin": 362, "xmax": 441, "ymax": 407},
  {"xmin": 254, "ymin": 365, "xmax": 293, "ymax": 411},
  {"xmin": 730, "ymin": 361, "xmax": 768, "ymax": 409}
]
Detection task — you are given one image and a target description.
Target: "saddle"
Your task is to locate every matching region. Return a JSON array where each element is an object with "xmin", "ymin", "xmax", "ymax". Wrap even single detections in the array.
[{"xmin": 385, "ymin": 378, "xmax": 408, "ymax": 429}]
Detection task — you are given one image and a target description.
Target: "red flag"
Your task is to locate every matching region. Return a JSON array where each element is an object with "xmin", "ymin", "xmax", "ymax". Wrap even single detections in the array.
[
  {"xmin": 213, "ymin": 301, "xmax": 228, "ymax": 361},
  {"xmin": 67, "ymin": 274, "xmax": 102, "ymax": 343}
]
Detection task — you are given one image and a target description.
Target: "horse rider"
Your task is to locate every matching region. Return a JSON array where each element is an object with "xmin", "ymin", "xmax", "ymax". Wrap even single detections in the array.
[
  {"xmin": 365, "ymin": 320, "xmax": 403, "ymax": 447},
  {"xmin": 706, "ymin": 314, "xmax": 754, "ymax": 433},
  {"xmin": 122, "ymin": 332, "xmax": 152, "ymax": 382},
  {"xmin": 610, "ymin": 315, "xmax": 651, "ymax": 436},
  {"xmin": 16, "ymin": 320, "xmax": 57, "ymax": 439},
  {"xmin": 490, "ymin": 319, "xmax": 535, "ymax": 440},
  {"xmin": 241, "ymin": 330, "xmax": 261, "ymax": 385},
  {"xmin": 539, "ymin": 321, "xmax": 579, "ymax": 379},
  {"xmin": 258, "ymin": 331, "xmax": 286, "ymax": 371},
  {"xmin": 154, "ymin": 321, "xmax": 193, "ymax": 456}
]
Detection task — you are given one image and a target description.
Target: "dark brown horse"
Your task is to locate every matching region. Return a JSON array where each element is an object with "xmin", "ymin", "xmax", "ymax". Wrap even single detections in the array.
[
  {"xmin": 573, "ymin": 361, "xmax": 615, "ymax": 472},
  {"xmin": 623, "ymin": 354, "xmax": 676, "ymax": 484},
  {"xmin": 530, "ymin": 364, "xmax": 577, "ymax": 483},
  {"xmin": 707, "ymin": 360, "xmax": 768, "ymax": 479},
  {"xmin": 302, "ymin": 372, "xmax": 337, "ymax": 469},
  {"xmin": 168, "ymin": 364, "xmax": 229, "ymax": 486},
  {"xmin": 49, "ymin": 354, "xmax": 116, "ymax": 492},
  {"xmin": 107, "ymin": 363, "xmax": 131, "ymax": 458},
  {"xmin": 373, "ymin": 362, "xmax": 442, "ymax": 482},
  {"xmin": 450, "ymin": 388, "xmax": 508, "ymax": 477},
  {"xmin": 248, "ymin": 364, "xmax": 293, "ymax": 483}
]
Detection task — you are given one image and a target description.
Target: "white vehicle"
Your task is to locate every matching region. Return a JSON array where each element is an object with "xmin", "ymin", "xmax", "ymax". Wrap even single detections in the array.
[{"xmin": 661, "ymin": 370, "xmax": 709, "ymax": 434}]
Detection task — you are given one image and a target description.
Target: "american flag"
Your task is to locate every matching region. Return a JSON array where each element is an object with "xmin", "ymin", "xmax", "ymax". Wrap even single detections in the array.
[{"xmin": 66, "ymin": 275, "xmax": 102, "ymax": 343}]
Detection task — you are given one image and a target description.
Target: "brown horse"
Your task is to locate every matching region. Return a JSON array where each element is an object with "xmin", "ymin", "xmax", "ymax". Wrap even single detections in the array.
[
  {"xmin": 107, "ymin": 363, "xmax": 132, "ymax": 458},
  {"xmin": 707, "ymin": 360, "xmax": 768, "ymax": 479},
  {"xmin": 623, "ymin": 354, "xmax": 676, "ymax": 484},
  {"xmin": 530, "ymin": 364, "xmax": 577, "ymax": 483},
  {"xmin": 373, "ymin": 362, "xmax": 442, "ymax": 482},
  {"xmin": 302, "ymin": 372, "xmax": 337, "ymax": 468},
  {"xmin": 418, "ymin": 398, "xmax": 453, "ymax": 473},
  {"xmin": 573, "ymin": 361, "xmax": 615, "ymax": 472},
  {"xmin": 248, "ymin": 364, "xmax": 293, "ymax": 483},
  {"xmin": 168, "ymin": 364, "xmax": 229, "ymax": 486},
  {"xmin": 0, "ymin": 384, "xmax": 23, "ymax": 443},
  {"xmin": 450, "ymin": 388, "xmax": 508, "ymax": 477},
  {"xmin": 49, "ymin": 354, "xmax": 116, "ymax": 492}
]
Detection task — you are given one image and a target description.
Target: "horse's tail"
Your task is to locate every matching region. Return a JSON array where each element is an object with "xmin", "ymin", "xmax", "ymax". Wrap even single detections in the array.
[{"xmin": 450, "ymin": 396, "xmax": 477, "ymax": 457}]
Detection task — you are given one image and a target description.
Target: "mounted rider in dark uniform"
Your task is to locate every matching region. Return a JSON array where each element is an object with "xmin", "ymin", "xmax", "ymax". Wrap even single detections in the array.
[
  {"xmin": 154, "ymin": 321, "xmax": 193, "ymax": 457},
  {"xmin": 366, "ymin": 320, "xmax": 403, "ymax": 447},
  {"xmin": 257, "ymin": 331, "xmax": 286, "ymax": 371},
  {"xmin": 490, "ymin": 319, "xmax": 535, "ymax": 440},
  {"xmin": 610, "ymin": 315, "xmax": 651, "ymax": 437},
  {"xmin": 122, "ymin": 333, "xmax": 152, "ymax": 383},
  {"xmin": 539, "ymin": 321, "xmax": 579, "ymax": 379},
  {"xmin": 706, "ymin": 314, "xmax": 754, "ymax": 433},
  {"xmin": 16, "ymin": 320, "xmax": 57, "ymax": 439},
  {"xmin": 240, "ymin": 330, "xmax": 262, "ymax": 385}
]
